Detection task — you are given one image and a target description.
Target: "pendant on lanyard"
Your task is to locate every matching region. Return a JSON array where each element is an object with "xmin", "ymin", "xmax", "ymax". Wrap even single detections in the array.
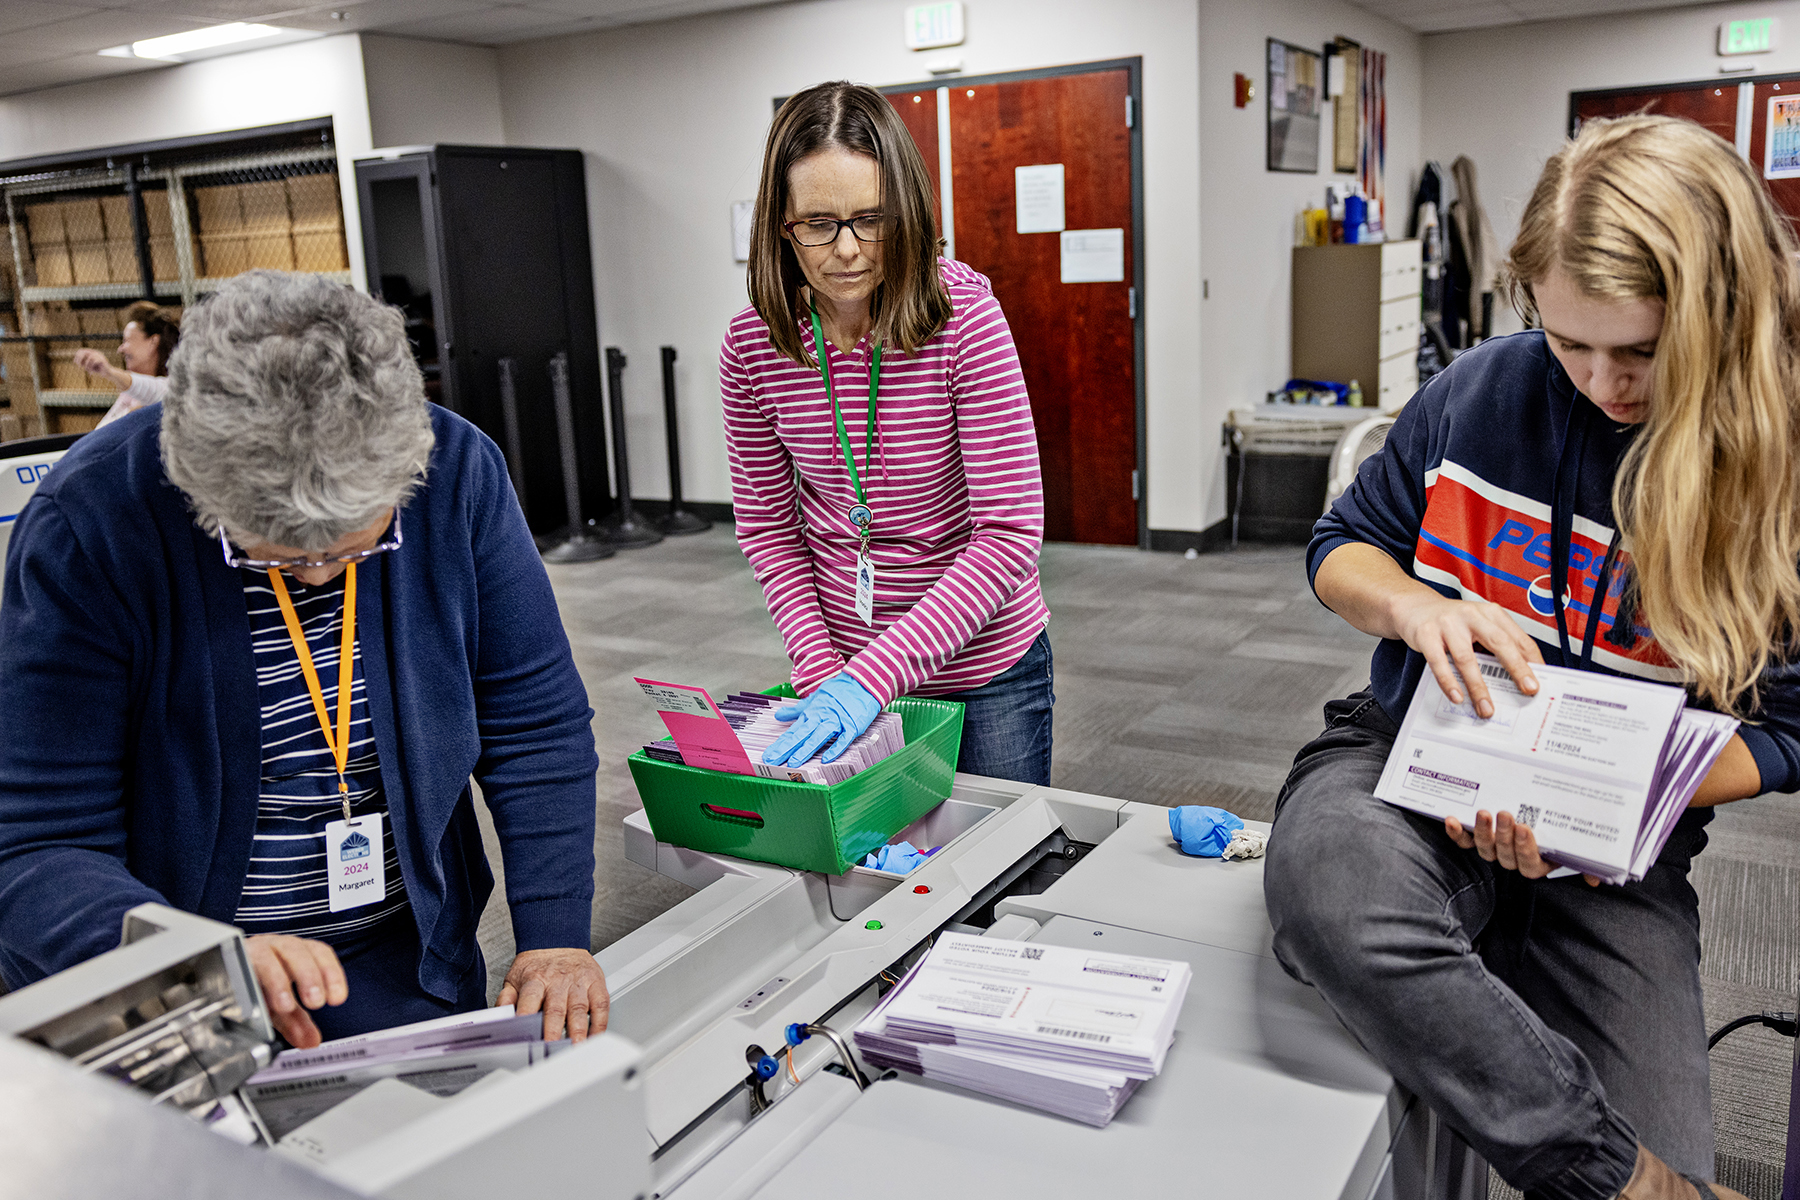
[
  {"xmin": 812, "ymin": 308, "xmax": 882, "ymax": 624},
  {"xmin": 268, "ymin": 563, "xmax": 357, "ymax": 823}
]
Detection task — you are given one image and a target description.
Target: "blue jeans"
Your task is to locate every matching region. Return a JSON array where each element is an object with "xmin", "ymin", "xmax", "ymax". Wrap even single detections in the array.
[
  {"xmin": 930, "ymin": 630, "xmax": 1054, "ymax": 786},
  {"xmin": 306, "ymin": 912, "xmax": 487, "ymax": 1043},
  {"xmin": 1264, "ymin": 693, "xmax": 1713, "ymax": 1200}
]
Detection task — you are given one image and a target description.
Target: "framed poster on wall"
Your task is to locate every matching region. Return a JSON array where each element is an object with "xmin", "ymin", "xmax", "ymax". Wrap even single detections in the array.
[{"xmin": 1267, "ymin": 38, "xmax": 1322, "ymax": 173}]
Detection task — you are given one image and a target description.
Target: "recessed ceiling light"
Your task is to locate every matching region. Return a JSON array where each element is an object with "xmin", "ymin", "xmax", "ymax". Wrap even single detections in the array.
[{"xmin": 99, "ymin": 22, "xmax": 289, "ymax": 62}]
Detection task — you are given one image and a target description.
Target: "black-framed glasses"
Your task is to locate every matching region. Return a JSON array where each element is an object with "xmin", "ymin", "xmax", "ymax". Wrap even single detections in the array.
[
  {"xmin": 783, "ymin": 214, "xmax": 897, "ymax": 247},
  {"xmin": 220, "ymin": 508, "xmax": 403, "ymax": 571}
]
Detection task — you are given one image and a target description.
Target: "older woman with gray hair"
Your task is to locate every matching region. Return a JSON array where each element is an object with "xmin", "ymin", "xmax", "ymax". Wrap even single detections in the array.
[{"xmin": 0, "ymin": 270, "xmax": 608, "ymax": 1048}]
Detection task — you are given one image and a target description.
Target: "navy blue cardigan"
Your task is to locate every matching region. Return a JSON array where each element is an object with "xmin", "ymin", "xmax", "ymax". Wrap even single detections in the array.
[{"xmin": 0, "ymin": 404, "xmax": 599, "ymax": 998}]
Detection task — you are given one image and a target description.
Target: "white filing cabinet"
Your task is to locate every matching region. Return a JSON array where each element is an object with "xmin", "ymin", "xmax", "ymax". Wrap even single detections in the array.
[{"xmin": 1291, "ymin": 239, "xmax": 1423, "ymax": 412}]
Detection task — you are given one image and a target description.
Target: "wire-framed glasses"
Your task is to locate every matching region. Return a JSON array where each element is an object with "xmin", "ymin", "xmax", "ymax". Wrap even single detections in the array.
[
  {"xmin": 219, "ymin": 508, "xmax": 403, "ymax": 571},
  {"xmin": 783, "ymin": 214, "xmax": 897, "ymax": 247}
]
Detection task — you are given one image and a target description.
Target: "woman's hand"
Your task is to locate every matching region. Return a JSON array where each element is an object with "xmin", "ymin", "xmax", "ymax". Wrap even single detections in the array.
[
  {"xmin": 71, "ymin": 349, "xmax": 129, "ymax": 389},
  {"xmin": 1315, "ymin": 544, "xmax": 1543, "ymax": 719},
  {"xmin": 246, "ymin": 934, "xmax": 348, "ymax": 1049},
  {"xmin": 763, "ymin": 673, "xmax": 882, "ymax": 765},
  {"xmin": 496, "ymin": 948, "xmax": 610, "ymax": 1042},
  {"xmin": 1390, "ymin": 592, "xmax": 1545, "ymax": 718},
  {"xmin": 1445, "ymin": 811, "xmax": 1600, "ymax": 886}
]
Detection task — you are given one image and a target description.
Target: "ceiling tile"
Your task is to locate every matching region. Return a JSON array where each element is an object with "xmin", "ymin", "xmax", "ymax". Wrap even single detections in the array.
[
  {"xmin": 377, "ymin": 3, "xmax": 573, "ymax": 42},
  {"xmin": 276, "ymin": 0, "xmax": 488, "ymax": 33},
  {"xmin": 1, "ymin": 10, "xmax": 227, "ymax": 54},
  {"xmin": 0, "ymin": 2, "xmax": 102, "ymax": 37},
  {"xmin": 520, "ymin": 0, "xmax": 774, "ymax": 28},
  {"xmin": 112, "ymin": 1, "xmax": 328, "ymax": 20}
]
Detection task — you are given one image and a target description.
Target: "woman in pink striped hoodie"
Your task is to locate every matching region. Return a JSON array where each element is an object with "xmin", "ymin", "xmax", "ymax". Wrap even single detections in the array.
[{"xmin": 721, "ymin": 81, "xmax": 1053, "ymax": 785}]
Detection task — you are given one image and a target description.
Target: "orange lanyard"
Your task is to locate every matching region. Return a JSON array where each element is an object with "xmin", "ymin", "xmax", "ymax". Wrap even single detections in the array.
[{"xmin": 266, "ymin": 563, "xmax": 357, "ymax": 821}]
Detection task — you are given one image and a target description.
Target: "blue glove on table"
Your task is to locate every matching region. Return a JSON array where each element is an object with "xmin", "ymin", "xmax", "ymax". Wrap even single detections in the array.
[
  {"xmin": 762, "ymin": 673, "xmax": 883, "ymax": 766},
  {"xmin": 1169, "ymin": 805, "xmax": 1245, "ymax": 857},
  {"xmin": 861, "ymin": 841, "xmax": 936, "ymax": 873}
]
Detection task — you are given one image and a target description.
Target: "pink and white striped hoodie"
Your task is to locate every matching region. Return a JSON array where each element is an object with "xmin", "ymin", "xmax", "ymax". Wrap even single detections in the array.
[{"xmin": 721, "ymin": 258, "xmax": 1049, "ymax": 702}]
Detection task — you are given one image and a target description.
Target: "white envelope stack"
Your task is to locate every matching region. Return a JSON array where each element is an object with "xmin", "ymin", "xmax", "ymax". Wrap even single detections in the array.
[{"xmin": 853, "ymin": 933, "xmax": 1190, "ymax": 1127}]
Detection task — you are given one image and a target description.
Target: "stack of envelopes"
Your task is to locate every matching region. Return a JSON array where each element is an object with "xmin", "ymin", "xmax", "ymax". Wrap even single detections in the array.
[{"xmin": 853, "ymin": 933, "xmax": 1189, "ymax": 1127}]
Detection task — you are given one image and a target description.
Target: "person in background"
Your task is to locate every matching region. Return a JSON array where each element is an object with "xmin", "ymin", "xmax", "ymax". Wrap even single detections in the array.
[
  {"xmin": 0, "ymin": 271, "xmax": 607, "ymax": 1049},
  {"xmin": 1266, "ymin": 116, "xmax": 1800, "ymax": 1200},
  {"xmin": 73, "ymin": 300, "xmax": 179, "ymax": 427},
  {"xmin": 722, "ymin": 81, "xmax": 1053, "ymax": 784}
]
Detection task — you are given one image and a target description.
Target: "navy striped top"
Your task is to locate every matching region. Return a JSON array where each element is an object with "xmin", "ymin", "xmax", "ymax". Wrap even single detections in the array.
[{"xmin": 233, "ymin": 570, "xmax": 411, "ymax": 955}]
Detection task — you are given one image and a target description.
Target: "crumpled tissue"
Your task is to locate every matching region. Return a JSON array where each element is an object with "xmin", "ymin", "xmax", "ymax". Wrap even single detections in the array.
[
  {"xmin": 861, "ymin": 840, "xmax": 937, "ymax": 874},
  {"xmin": 1169, "ymin": 806, "xmax": 1245, "ymax": 858}
]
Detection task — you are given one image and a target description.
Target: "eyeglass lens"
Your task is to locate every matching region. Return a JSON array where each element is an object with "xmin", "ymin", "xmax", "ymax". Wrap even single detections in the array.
[{"xmin": 790, "ymin": 215, "xmax": 895, "ymax": 246}]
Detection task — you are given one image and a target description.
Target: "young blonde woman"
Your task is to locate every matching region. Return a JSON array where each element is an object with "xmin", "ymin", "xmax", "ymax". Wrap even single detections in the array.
[
  {"xmin": 1266, "ymin": 116, "xmax": 1797, "ymax": 1200},
  {"xmin": 721, "ymin": 81, "xmax": 1052, "ymax": 783}
]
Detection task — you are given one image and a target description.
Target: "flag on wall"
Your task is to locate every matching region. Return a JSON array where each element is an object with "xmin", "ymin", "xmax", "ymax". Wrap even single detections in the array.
[{"xmin": 1359, "ymin": 48, "xmax": 1387, "ymax": 234}]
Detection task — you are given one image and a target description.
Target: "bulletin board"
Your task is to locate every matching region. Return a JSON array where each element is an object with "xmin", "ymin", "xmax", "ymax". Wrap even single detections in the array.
[{"xmin": 1266, "ymin": 39, "xmax": 1322, "ymax": 174}]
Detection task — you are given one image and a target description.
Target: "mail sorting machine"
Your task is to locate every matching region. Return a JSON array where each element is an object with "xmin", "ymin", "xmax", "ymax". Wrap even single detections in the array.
[{"xmin": 0, "ymin": 778, "xmax": 1443, "ymax": 1200}]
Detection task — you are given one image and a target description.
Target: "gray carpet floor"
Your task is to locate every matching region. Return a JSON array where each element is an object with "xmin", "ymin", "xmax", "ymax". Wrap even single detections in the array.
[{"xmin": 474, "ymin": 527, "xmax": 1795, "ymax": 1197}]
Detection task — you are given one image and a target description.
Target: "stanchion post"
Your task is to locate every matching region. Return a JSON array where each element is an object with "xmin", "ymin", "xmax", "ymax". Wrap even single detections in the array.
[
  {"xmin": 539, "ymin": 350, "xmax": 615, "ymax": 563},
  {"xmin": 599, "ymin": 346, "xmax": 664, "ymax": 549},
  {"xmin": 658, "ymin": 346, "xmax": 711, "ymax": 535},
  {"xmin": 496, "ymin": 356, "xmax": 527, "ymax": 505}
]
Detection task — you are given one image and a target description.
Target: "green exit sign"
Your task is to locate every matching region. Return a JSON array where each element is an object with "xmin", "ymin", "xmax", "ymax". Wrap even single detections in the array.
[{"xmin": 1720, "ymin": 17, "xmax": 1778, "ymax": 56}]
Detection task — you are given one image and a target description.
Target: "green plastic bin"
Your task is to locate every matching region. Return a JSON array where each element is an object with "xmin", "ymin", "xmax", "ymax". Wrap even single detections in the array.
[{"xmin": 628, "ymin": 687, "xmax": 965, "ymax": 875}]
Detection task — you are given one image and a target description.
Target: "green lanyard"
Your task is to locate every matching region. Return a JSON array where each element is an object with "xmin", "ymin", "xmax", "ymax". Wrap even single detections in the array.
[{"xmin": 811, "ymin": 307, "xmax": 881, "ymax": 531}]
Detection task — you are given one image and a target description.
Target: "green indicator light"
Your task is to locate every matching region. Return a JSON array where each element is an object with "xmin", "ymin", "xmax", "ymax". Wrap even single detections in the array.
[{"xmin": 865, "ymin": 919, "xmax": 883, "ymax": 930}]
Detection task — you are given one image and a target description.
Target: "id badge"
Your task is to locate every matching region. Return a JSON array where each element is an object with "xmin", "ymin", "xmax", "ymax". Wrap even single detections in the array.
[
  {"xmin": 325, "ymin": 814, "xmax": 387, "ymax": 912},
  {"xmin": 855, "ymin": 552, "xmax": 876, "ymax": 626}
]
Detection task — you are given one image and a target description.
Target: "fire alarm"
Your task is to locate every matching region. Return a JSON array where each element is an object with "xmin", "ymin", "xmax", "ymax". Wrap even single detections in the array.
[{"xmin": 1234, "ymin": 73, "xmax": 1255, "ymax": 108}]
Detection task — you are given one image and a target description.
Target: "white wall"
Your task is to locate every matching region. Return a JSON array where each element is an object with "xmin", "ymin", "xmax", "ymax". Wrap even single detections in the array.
[
  {"xmin": 362, "ymin": 35, "xmax": 505, "ymax": 150},
  {"xmin": 0, "ymin": 35, "xmax": 377, "ymax": 288},
  {"xmin": 496, "ymin": 0, "xmax": 1207, "ymax": 527},
  {"xmin": 1198, "ymin": 0, "xmax": 1422, "ymax": 522},
  {"xmin": 1422, "ymin": 0, "xmax": 1800, "ymax": 337}
]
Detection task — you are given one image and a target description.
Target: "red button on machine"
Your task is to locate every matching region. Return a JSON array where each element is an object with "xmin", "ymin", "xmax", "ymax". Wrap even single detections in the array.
[{"xmin": 913, "ymin": 885, "xmax": 930, "ymax": 894}]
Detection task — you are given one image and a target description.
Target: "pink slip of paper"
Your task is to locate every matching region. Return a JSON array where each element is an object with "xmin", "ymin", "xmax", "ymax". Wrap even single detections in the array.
[{"xmin": 635, "ymin": 677, "xmax": 757, "ymax": 775}]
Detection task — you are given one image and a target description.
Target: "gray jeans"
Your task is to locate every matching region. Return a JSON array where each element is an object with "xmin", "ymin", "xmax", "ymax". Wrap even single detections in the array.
[{"xmin": 1265, "ymin": 693, "xmax": 1715, "ymax": 1200}]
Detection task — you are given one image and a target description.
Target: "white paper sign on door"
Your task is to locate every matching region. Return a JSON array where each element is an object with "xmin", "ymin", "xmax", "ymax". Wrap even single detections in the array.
[
  {"xmin": 1060, "ymin": 228, "xmax": 1124, "ymax": 283},
  {"xmin": 1015, "ymin": 164, "xmax": 1066, "ymax": 233}
]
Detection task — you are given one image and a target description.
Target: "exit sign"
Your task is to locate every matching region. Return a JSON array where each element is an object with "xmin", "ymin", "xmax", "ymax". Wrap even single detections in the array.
[
  {"xmin": 1720, "ymin": 17, "xmax": 1778, "ymax": 56},
  {"xmin": 906, "ymin": 2, "xmax": 965, "ymax": 50}
]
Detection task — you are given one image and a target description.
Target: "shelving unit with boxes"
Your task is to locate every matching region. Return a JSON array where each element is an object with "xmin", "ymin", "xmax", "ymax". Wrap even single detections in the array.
[
  {"xmin": 0, "ymin": 128, "xmax": 351, "ymax": 439},
  {"xmin": 1290, "ymin": 239, "xmax": 1423, "ymax": 411}
]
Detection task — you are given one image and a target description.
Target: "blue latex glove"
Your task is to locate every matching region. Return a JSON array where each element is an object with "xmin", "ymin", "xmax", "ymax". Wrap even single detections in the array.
[
  {"xmin": 763, "ymin": 673, "xmax": 883, "ymax": 766},
  {"xmin": 1169, "ymin": 806, "xmax": 1245, "ymax": 858},
  {"xmin": 860, "ymin": 841, "xmax": 935, "ymax": 873}
]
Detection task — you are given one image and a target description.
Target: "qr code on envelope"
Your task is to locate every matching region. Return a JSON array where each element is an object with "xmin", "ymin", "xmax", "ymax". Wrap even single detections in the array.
[{"xmin": 1514, "ymin": 804, "xmax": 1540, "ymax": 828}]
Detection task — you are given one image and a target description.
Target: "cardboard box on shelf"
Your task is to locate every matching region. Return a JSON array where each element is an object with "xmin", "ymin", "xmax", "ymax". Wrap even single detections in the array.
[
  {"xmin": 107, "ymin": 241, "xmax": 142, "ymax": 284},
  {"xmin": 246, "ymin": 232, "xmax": 295, "ymax": 271},
  {"xmin": 24, "ymin": 203, "xmax": 65, "ymax": 247},
  {"xmin": 34, "ymin": 305, "xmax": 81, "ymax": 337},
  {"xmin": 100, "ymin": 194, "xmax": 135, "ymax": 241},
  {"xmin": 200, "ymin": 232, "xmax": 249, "ymax": 277},
  {"xmin": 57, "ymin": 197, "xmax": 105, "ymax": 244},
  {"xmin": 292, "ymin": 229, "xmax": 348, "ymax": 272},
  {"xmin": 149, "ymin": 237, "xmax": 178, "ymax": 280},
  {"xmin": 32, "ymin": 245, "xmax": 73, "ymax": 287},
  {"xmin": 2, "ymin": 343, "xmax": 43, "ymax": 391},
  {"xmin": 239, "ymin": 181, "xmax": 291, "ymax": 232},
  {"xmin": 194, "ymin": 185, "xmax": 245, "ymax": 233},
  {"xmin": 69, "ymin": 242, "xmax": 110, "ymax": 286},
  {"xmin": 286, "ymin": 173, "xmax": 342, "ymax": 229},
  {"xmin": 47, "ymin": 350, "xmax": 88, "ymax": 390},
  {"xmin": 53, "ymin": 410, "xmax": 107, "ymax": 434},
  {"xmin": 143, "ymin": 192, "xmax": 174, "ymax": 237}
]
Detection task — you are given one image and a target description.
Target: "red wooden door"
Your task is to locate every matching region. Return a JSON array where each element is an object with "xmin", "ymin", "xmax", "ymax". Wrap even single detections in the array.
[
  {"xmin": 1571, "ymin": 82, "xmax": 1740, "ymax": 143},
  {"xmin": 948, "ymin": 71, "xmax": 1137, "ymax": 545},
  {"xmin": 1741, "ymin": 78, "xmax": 1800, "ymax": 238},
  {"xmin": 887, "ymin": 89, "xmax": 941, "ymax": 229}
]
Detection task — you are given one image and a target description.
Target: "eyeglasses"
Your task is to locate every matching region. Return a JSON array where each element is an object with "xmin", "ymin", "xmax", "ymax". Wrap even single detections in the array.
[
  {"xmin": 783, "ymin": 214, "xmax": 897, "ymax": 247},
  {"xmin": 220, "ymin": 508, "xmax": 403, "ymax": 571}
]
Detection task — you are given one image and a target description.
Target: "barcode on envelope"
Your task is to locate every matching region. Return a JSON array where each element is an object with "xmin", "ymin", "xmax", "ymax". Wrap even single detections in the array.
[
  {"xmin": 1018, "ymin": 947, "xmax": 1044, "ymax": 960},
  {"xmin": 1037, "ymin": 1025, "xmax": 1111, "ymax": 1043}
]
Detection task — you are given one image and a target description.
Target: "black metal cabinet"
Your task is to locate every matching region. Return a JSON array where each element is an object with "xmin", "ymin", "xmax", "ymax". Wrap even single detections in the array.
[{"xmin": 353, "ymin": 145, "xmax": 609, "ymax": 535}]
